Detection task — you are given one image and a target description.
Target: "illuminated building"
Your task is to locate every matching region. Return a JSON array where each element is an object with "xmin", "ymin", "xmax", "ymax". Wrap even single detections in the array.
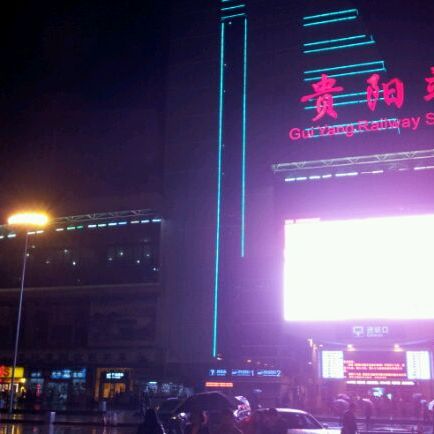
[
  {"xmin": 0, "ymin": 202, "xmax": 165, "ymax": 404},
  {"xmin": 163, "ymin": 0, "xmax": 434, "ymax": 408}
]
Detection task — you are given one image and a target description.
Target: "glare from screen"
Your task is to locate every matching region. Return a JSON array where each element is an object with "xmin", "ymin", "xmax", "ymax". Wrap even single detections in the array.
[{"xmin": 284, "ymin": 215, "xmax": 434, "ymax": 321}]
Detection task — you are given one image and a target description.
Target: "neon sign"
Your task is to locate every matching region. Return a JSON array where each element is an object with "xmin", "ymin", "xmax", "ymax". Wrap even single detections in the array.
[
  {"xmin": 425, "ymin": 67, "xmax": 434, "ymax": 101},
  {"xmin": 289, "ymin": 113, "xmax": 434, "ymax": 141},
  {"xmin": 367, "ymin": 74, "xmax": 404, "ymax": 111},
  {"xmin": 300, "ymin": 74, "xmax": 343, "ymax": 121},
  {"xmin": 298, "ymin": 66, "xmax": 433, "ymax": 124}
]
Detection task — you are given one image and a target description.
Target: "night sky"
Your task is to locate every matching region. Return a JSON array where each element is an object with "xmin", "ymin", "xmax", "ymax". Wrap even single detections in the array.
[{"xmin": 0, "ymin": 1, "xmax": 169, "ymax": 218}]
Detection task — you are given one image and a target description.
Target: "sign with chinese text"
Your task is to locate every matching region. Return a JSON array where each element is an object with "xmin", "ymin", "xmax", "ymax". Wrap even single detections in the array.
[
  {"xmin": 321, "ymin": 351, "xmax": 432, "ymax": 380},
  {"xmin": 0, "ymin": 366, "xmax": 24, "ymax": 379}
]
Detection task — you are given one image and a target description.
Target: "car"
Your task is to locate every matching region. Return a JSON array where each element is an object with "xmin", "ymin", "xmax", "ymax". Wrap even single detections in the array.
[{"xmin": 256, "ymin": 408, "xmax": 336, "ymax": 434}]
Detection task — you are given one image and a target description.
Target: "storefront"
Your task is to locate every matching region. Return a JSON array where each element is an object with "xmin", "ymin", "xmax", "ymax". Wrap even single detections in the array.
[
  {"xmin": 0, "ymin": 366, "xmax": 26, "ymax": 394},
  {"xmin": 95, "ymin": 368, "xmax": 133, "ymax": 400},
  {"xmin": 29, "ymin": 368, "xmax": 87, "ymax": 406}
]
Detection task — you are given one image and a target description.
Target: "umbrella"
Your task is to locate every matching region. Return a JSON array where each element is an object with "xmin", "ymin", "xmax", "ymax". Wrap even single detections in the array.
[
  {"xmin": 174, "ymin": 391, "xmax": 239, "ymax": 413},
  {"xmin": 333, "ymin": 398, "xmax": 350, "ymax": 415},
  {"xmin": 361, "ymin": 398, "xmax": 374, "ymax": 408},
  {"xmin": 337, "ymin": 393, "xmax": 351, "ymax": 401}
]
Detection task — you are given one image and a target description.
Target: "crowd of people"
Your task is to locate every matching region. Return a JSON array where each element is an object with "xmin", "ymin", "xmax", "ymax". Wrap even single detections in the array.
[{"xmin": 137, "ymin": 407, "xmax": 288, "ymax": 434}]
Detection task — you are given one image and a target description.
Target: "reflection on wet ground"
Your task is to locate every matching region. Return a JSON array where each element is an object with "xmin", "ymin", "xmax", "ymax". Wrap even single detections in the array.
[{"xmin": 0, "ymin": 425, "xmax": 137, "ymax": 434}]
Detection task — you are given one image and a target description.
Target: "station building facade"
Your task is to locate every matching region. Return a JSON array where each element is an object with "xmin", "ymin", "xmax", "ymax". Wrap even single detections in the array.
[{"xmin": 163, "ymin": 0, "xmax": 434, "ymax": 411}]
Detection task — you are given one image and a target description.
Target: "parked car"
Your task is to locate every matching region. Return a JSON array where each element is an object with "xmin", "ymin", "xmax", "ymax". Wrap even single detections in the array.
[{"xmin": 257, "ymin": 408, "xmax": 334, "ymax": 434}]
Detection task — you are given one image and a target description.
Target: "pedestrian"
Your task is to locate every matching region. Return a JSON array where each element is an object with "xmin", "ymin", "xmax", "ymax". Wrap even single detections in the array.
[
  {"xmin": 364, "ymin": 401, "xmax": 372, "ymax": 429},
  {"xmin": 342, "ymin": 402, "xmax": 358, "ymax": 434},
  {"xmin": 213, "ymin": 408, "xmax": 242, "ymax": 434},
  {"xmin": 184, "ymin": 411, "xmax": 210, "ymax": 434},
  {"xmin": 137, "ymin": 408, "xmax": 166, "ymax": 434}
]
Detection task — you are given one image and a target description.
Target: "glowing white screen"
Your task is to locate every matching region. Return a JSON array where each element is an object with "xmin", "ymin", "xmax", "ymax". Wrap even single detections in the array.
[
  {"xmin": 284, "ymin": 215, "xmax": 434, "ymax": 321},
  {"xmin": 406, "ymin": 351, "xmax": 431, "ymax": 380}
]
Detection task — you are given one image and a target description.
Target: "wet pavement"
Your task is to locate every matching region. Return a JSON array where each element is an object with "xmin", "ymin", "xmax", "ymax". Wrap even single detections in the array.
[{"xmin": 0, "ymin": 426, "xmax": 137, "ymax": 434}]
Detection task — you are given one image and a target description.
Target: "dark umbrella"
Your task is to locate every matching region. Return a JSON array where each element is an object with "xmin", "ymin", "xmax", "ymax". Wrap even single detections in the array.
[
  {"xmin": 333, "ymin": 398, "xmax": 350, "ymax": 416},
  {"xmin": 173, "ymin": 392, "xmax": 239, "ymax": 413}
]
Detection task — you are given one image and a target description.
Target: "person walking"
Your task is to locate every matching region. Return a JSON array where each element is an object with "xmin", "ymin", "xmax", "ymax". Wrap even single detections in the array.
[
  {"xmin": 213, "ymin": 409, "xmax": 242, "ymax": 434},
  {"xmin": 342, "ymin": 403, "xmax": 358, "ymax": 434},
  {"xmin": 184, "ymin": 411, "xmax": 210, "ymax": 434},
  {"xmin": 137, "ymin": 408, "xmax": 166, "ymax": 434}
]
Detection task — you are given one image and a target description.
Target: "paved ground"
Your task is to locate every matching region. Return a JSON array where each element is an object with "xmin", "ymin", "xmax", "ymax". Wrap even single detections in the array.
[
  {"xmin": 0, "ymin": 411, "xmax": 141, "ymax": 426},
  {"xmin": 0, "ymin": 426, "xmax": 137, "ymax": 434}
]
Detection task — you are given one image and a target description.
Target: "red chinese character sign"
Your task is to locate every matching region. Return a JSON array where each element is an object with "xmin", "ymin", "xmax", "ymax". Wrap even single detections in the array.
[
  {"xmin": 367, "ymin": 74, "xmax": 404, "ymax": 111},
  {"xmin": 291, "ymin": 65, "xmax": 434, "ymax": 142},
  {"xmin": 300, "ymin": 74, "xmax": 343, "ymax": 121},
  {"xmin": 424, "ymin": 67, "xmax": 434, "ymax": 102}
]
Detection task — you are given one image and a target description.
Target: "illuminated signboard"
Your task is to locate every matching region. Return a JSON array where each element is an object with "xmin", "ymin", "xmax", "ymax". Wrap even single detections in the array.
[
  {"xmin": 321, "ymin": 351, "xmax": 431, "ymax": 380},
  {"xmin": 0, "ymin": 366, "xmax": 24, "ymax": 379},
  {"xmin": 208, "ymin": 369, "xmax": 228, "ymax": 377},
  {"xmin": 51, "ymin": 369, "xmax": 86, "ymax": 380},
  {"xmin": 291, "ymin": 71, "xmax": 434, "ymax": 141},
  {"xmin": 284, "ymin": 216, "xmax": 434, "ymax": 322},
  {"xmin": 344, "ymin": 354, "xmax": 406, "ymax": 381},
  {"xmin": 231, "ymin": 369, "xmax": 254, "ymax": 377},
  {"xmin": 205, "ymin": 381, "xmax": 234, "ymax": 388},
  {"xmin": 351, "ymin": 326, "xmax": 390, "ymax": 338},
  {"xmin": 322, "ymin": 351, "xmax": 344, "ymax": 379},
  {"xmin": 406, "ymin": 351, "xmax": 431, "ymax": 380},
  {"xmin": 208, "ymin": 369, "xmax": 282, "ymax": 378},
  {"xmin": 242, "ymin": 2, "xmax": 434, "ymax": 163},
  {"xmin": 105, "ymin": 372, "xmax": 125, "ymax": 380},
  {"xmin": 256, "ymin": 369, "xmax": 282, "ymax": 377}
]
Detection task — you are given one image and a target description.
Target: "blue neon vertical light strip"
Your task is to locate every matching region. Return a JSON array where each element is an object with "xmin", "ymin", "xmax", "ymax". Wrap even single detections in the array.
[
  {"xmin": 213, "ymin": 21, "xmax": 225, "ymax": 358},
  {"xmin": 241, "ymin": 17, "xmax": 247, "ymax": 258}
]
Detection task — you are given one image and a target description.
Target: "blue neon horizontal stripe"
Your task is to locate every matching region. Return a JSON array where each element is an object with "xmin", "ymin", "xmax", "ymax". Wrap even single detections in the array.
[
  {"xmin": 221, "ymin": 12, "xmax": 245, "ymax": 20},
  {"xmin": 303, "ymin": 16, "xmax": 357, "ymax": 27},
  {"xmin": 304, "ymin": 67, "xmax": 386, "ymax": 81},
  {"xmin": 333, "ymin": 89, "xmax": 383, "ymax": 100},
  {"xmin": 303, "ymin": 9, "xmax": 358, "ymax": 20},
  {"xmin": 304, "ymin": 97, "xmax": 384, "ymax": 109},
  {"xmin": 304, "ymin": 35, "xmax": 366, "ymax": 47},
  {"xmin": 304, "ymin": 60, "xmax": 384, "ymax": 74},
  {"xmin": 304, "ymin": 39, "xmax": 375, "ymax": 54},
  {"xmin": 221, "ymin": 4, "xmax": 245, "ymax": 11}
]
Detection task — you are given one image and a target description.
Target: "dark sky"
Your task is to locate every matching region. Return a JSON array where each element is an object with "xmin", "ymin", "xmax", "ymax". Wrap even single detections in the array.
[{"xmin": 0, "ymin": 1, "xmax": 169, "ymax": 218}]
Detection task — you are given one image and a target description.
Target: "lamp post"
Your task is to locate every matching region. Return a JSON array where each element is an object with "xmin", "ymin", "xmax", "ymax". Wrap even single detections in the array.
[{"xmin": 7, "ymin": 212, "xmax": 49, "ymax": 414}]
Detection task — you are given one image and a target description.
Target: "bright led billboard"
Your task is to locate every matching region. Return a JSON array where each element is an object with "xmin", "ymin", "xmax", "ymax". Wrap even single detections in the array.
[
  {"xmin": 321, "ymin": 350, "xmax": 431, "ymax": 381},
  {"xmin": 284, "ymin": 214, "xmax": 434, "ymax": 321}
]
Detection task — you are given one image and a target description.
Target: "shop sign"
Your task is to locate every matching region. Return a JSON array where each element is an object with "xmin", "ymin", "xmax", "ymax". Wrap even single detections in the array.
[
  {"xmin": 51, "ymin": 368, "xmax": 86, "ymax": 380},
  {"xmin": 105, "ymin": 372, "xmax": 125, "ymax": 380},
  {"xmin": 205, "ymin": 381, "xmax": 233, "ymax": 388},
  {"xmin": 0, "ymin": 366, "xmax": 24, "ymax": 379}
]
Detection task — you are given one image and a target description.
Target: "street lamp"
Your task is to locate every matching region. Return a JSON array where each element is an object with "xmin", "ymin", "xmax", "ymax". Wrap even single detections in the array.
[{"xmin": 7, "ymin": 212, "xmax": 49, "ymax": 414}]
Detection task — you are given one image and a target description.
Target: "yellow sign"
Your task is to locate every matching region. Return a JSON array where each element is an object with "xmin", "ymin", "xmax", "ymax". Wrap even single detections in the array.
[
  {"xmin": 205, "ymin": 381, "xmax": 233, "ymax": 388},
  {"xmin": 0, "ymin": 366, "xmax": 24, "ymax": 379}
]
